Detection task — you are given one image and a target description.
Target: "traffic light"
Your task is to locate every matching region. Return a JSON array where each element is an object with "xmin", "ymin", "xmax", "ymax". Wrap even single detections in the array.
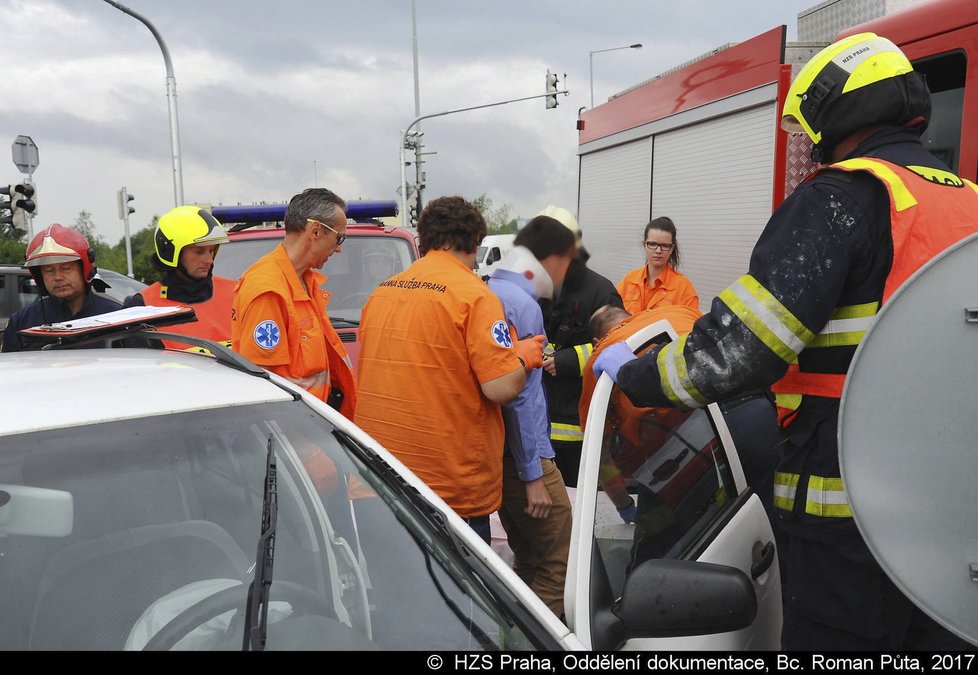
[
  {"xmin": 546, "ymin": 70, "xmax": 559, "ymax": 109},
  {"xmin": 7, "ymin": 182, "xmax": 35, "ymax": 231},
  {"xmin": 117, "ymin": 187, "xmax": 135, "ymax": 220}
]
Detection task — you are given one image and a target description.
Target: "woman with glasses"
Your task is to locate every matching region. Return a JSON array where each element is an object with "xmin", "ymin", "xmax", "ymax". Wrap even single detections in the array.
[{"xmin": 616, "ymin": 216, "xmax": 699, "ymax": 315}]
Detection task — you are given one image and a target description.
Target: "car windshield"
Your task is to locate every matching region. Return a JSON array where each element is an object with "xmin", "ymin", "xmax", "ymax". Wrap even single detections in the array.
[
  {"xmin": 213, "ymin": 234, "xmax": 414, "ymax": 323},
  {"xmin": 0, "ymin": 401, "xmax": 543, "ymax": 651}
]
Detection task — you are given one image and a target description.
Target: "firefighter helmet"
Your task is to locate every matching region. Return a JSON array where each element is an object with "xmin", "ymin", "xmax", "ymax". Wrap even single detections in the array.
[
  {"xmin": 781, "ymin": 32, "xmax": 930, "ymax": 163},
  {"xmin": 154, "ymin": 206, "xmax": 229, "ymax": 270},
  {"xmin": 24, "ymin": 224, "xmax": 98, "ymax": 294},
  {"xmin": 537, "ymin": 204, "xmax": 580, "ymax": 240}
]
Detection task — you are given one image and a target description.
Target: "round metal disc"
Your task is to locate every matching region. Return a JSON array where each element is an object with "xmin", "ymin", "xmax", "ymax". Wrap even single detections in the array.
[{"xmin": 840, "ymin": 232, "xmax": 978, "ymax": 646}]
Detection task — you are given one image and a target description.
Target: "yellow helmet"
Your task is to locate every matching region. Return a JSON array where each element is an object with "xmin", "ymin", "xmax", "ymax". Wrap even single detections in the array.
[
  {"xmin": 781, "ymin": 32, "xmax": 930, "ymax": 162},
  {"xmin": 154, "ymin": 206, "xmax": 230, "ymax": 269}
]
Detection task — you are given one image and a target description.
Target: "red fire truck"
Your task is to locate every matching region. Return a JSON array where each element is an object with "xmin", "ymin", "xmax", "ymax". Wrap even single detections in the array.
[{"xmin": 577, "ymin": 0, "xmax": 978, "ymax": 307}]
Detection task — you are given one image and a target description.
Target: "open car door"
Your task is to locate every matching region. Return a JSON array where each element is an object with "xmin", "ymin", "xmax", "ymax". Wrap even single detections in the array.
[{"xmin": 566, "ymin": 318, "xmax": 782, "ymax": 650}]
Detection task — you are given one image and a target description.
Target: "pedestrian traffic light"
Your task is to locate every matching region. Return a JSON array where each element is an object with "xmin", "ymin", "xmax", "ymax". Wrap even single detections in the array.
[
  {"xmin": 546, "ymin": 70, "xmax": 559, "ymax": 109},
  {"xmin": 117, "ymin": 187, "xmax": 135, "ymax": 220},
  {"xmin": 8, "ymin": 182, "xmax": 35, "ymax": 231}
]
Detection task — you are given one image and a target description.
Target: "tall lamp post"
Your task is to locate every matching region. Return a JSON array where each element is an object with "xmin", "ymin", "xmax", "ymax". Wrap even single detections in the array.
[
  {"xmin": 103, "ymin": 0, "xmax": 184, "ymax": 206},
  {"xmin": 589, "ymin": 43, "xmax": 642, "ymax": 108}
]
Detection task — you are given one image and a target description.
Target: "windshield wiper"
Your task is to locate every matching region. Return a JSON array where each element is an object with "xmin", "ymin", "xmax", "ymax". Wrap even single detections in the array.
[
  {"xmin": 242, "ymin": 435, "xmax": 278, "ymax": 651},
  {"xmin": 329, "ymin": 316, "xmax": 360, "ymax": 326}
]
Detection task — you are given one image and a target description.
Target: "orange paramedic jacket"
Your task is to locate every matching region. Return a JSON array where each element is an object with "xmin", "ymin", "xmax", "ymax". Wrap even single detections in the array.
[{"xmin": 232, "ymin": 243, "xmax": 357, "ymax": 421}]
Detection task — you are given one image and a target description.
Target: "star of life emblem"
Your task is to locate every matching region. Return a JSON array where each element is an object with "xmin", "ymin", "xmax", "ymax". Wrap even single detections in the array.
[
  {"xmin": 492, "ymin": 320, "xmax": 512, "ymax": 348},
  {"xmin": 254, "ymin": 320, "xmax": 281, "ymax": 350}
]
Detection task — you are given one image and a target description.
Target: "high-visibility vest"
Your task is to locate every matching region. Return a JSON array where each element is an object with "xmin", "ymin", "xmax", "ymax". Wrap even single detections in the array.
[
  {"xmin": 140, "ymin": 277, "xmax": 236, "ymax": 349},
  {"xmin": 772, "ymin": 158, "xmax": 978, "ymax": 422}
]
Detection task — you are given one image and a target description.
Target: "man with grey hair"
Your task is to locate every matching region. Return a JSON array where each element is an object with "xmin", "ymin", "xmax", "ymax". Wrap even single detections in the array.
[{"xmin": 232, "ymin": 187, "xmax": 357, "ymax": 420}]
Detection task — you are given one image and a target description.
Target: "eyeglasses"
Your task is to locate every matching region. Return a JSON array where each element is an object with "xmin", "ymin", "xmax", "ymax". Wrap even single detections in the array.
[
  {"xmin": 307, "ymin": 218, "xmax": 346, "ymax": 245},
  {"xmin": 644, "ymin": 241, "xmax": 674, "ymax": 252}
]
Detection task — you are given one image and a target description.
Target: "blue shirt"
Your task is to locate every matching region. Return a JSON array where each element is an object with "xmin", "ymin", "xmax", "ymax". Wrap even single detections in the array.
[
  {"xmin": 2, "ymin": 290, "xmax": 122, "ymax": 352},
  {"xmin": 487, "ymin": 268, "xmax": 554, "ymax": 481}
]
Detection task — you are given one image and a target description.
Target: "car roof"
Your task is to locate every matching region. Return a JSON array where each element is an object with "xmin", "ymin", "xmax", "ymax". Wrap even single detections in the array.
[{"xmin": 0, "ymin": 349, "xmax": 294, "ymax": 435}]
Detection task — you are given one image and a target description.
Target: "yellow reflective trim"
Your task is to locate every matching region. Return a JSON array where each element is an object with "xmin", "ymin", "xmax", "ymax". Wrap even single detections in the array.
[
  {"xmin": 835, "ymin": 158, "xmax": 917, "ymax": 211},
  {"xmin": 773, "ymin": 471, "xmax": 800, "ymax": 512},
  {"xmin": 550, "ymin": 422, "xmax": 583, "ymax": 442},
  {"xmin": 830, "ymin": 302, "xmax": 879, "ymax": 320},
  {"xmin": 775, "ymin": 393, "xmax": 802, "ymax": 411},
  {"xmin": 809, "ymin": 330, "xmax": 866, "ymax": 348},
  {"xmin": 656, "ymin": 335, "xmax": 709, "ymax": 409},
  {"xmin": 720, "ymin": 276, "xmax": 812, "ymax": 365},
  {"xmin": 574, "ymin": 343, "xmax": 593, "ymax": 375},
  {"xmin": 966, "ymin": 180, "xmax": 978, "ymax": 198},
  {"xmin": 805, "ymin": 476, "xmax": 852, "ymax": 517},
  {"xmin": 656, "ymin": 341, "xmax": 687, "ymax": 408},
  {"xmin": 906, "ymin": 165, "xmax": 965, "ymax": 188}
]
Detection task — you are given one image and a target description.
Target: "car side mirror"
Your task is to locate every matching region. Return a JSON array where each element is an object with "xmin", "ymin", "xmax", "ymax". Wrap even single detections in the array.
[{"xmin": 615, "ymin": 558, "xmax": 757, "ymax": 639}]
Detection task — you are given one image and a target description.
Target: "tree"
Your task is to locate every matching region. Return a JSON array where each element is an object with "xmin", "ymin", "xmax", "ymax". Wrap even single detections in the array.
[
  {"xmin": 0, "ymin": 237, "xmax": 26, "ymax": 263},
  {"xmin": 472, "ymin": 194, "xmax": 515, "ymax": 235}
]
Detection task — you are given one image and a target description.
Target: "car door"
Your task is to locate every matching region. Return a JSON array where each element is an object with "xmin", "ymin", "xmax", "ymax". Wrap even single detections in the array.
[{"xmin": 566, "ymin": 318, "xmax": 782, "ymax": 650}]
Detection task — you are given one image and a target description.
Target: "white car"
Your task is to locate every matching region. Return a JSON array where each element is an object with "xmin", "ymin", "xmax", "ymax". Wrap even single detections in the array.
[{"xmin": 0, "ymin": 319, "xmax": 780, "ymax": 651}]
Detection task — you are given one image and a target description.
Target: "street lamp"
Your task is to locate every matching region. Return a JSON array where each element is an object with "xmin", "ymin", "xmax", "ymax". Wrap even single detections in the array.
[
  {"xmin": 589, "ymin": 43, "xmax": 642, "ymax": 108},
  {"xmin": 103, "ymin": 0, "xmax": 185, "ymax": 206}
]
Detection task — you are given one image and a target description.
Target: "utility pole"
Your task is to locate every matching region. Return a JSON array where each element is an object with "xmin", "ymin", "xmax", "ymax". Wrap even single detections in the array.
[
  {"xmin": 411, "ymin": 0, "xmax": 424, "ymax": 216},
  {"xmin": 103, "ymin": 0, "xmax": 185, "ymax": 206},
  {"xmin": 399, "ymin": 78, "xmax": 568, "ymax": 228}
]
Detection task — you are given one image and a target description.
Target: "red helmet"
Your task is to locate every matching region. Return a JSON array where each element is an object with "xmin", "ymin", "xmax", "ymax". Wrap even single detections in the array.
[{"xmin": 24, "ymin": 224, "xmax": 97, "ymax": 294}]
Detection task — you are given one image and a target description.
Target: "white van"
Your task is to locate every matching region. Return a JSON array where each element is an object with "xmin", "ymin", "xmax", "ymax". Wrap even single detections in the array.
[{"xmin": 475, "ymin": 233, "xmax": 516, "ymax": 280}]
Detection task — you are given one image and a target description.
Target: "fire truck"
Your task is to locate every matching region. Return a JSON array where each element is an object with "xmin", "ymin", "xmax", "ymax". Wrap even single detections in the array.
[{"xmin": 576, "ymin": 0, "xmax": 978, "ymax": 309}]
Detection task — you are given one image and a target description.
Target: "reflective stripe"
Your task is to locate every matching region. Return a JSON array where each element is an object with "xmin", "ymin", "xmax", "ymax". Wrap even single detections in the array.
[
  {"xmin": 774, "ymin": 472, "xmax": 851, "ymax": 518},
  {"xmin": 808, "ymin": 303, "xmax": 878, "ymax": 348},
  {"xmin": 720, "ymin": 275, "xmax": 813, "ymax": 364},
  {"xmin": 805, "ymin": 475, "xmax": 852, "ymax": 518},
  {"xmin": 967, "ymin": 180, "xmax": 978, "ymax": 198},
  {"xmin": 656, "ymin": 334, "xmax": 709, "ymax": 409},
  {"xmin": 774, "ymin": 393, "xmax": 802, "ymax": 411},
  {"xmin": 574, "ymin": 343, "xmax": 593, "ymax": 375},
  {"xmin": 809, "ymin": 315, "xmax": 875, "ymax": 347},
  {"xmin": 773, "ymin": 472, "xmax": 799, "ymax": 511},
  {"xmin": 285, "ymin": 369, "xmax": 330, "ymax": 391},
  {"xmin": 829, "ymin": 302, "xmax": 879, "ymax": 320},
  {"xmin": 836, "ymin": 158, "xmax": 918, "ymax": 211},
  {"xmin": 550, "ymin": 422, "xmax": 583, "ymax": 442}
]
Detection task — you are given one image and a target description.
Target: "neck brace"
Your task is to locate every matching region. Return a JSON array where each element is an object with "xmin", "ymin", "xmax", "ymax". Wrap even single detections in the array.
[{"xmin": 497, "ymin": 245, "xmax": 553, "ymax": 299}]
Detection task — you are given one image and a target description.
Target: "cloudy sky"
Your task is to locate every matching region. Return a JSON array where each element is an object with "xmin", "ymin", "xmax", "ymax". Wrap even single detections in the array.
[{"xmin": 1, "ymin": 0, "xmax": 818, "ymax": 245}]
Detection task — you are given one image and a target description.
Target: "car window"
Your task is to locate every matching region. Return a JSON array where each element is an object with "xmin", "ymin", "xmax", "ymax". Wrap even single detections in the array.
[
  {"xmin": 913, "ymin": 51, "xmax": 965, "ymax": 173},
  {"xmin": 0, "ymin": 400, "xmax": 542, "ymax": 651},
  {"xmin": 214, "ymin": 234, "xmax": 416, "ymax": 324},
  {"xmin": 96, "ymin": 272, "xmax": 147, "ymax": 304},
  {"xmin": 17, "ymin": 274, "xmax": 39, "ymax": 309},
  {"xmin": 324, "ymin": 236, "xmax": 413, "ymax": 321},
  {"xmin": 587, "ymin": 333, "xmax": 737, "ymax": 599},
  {"xmin": 212, "ymin": 237, "xmax": 282, "ymax": 280}
]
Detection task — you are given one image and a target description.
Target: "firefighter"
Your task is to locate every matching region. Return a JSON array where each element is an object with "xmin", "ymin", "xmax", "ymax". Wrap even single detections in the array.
[
  {"xmin": 2, "ymin": 224, "xmax": 121, "ymax": 352},
  {"xmin": 124, "ymin": 206, "xmax": 235, "ymax": 347},
  {"xmin": 594, "ymin": 33, "xmax": 978, "ymax": 650}
]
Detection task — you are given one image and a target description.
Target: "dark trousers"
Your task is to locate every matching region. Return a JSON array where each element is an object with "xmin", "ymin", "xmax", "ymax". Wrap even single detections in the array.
[
  {"xmin": 551, "ymin": 439, "xmax": 583, "ymax": 488},
  {"xmin": 781, "ymin": 532, "xmax": 972, "ymax": 650}
]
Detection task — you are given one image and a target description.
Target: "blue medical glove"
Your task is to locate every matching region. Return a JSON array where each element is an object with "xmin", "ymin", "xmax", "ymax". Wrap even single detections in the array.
[
  {"xmin": 592, "ymin": 342, "xmax": 636, "ymax": 384},
  {"xmin": 617, "ymin": 502, "xmax": 637, "ymax": 524}
]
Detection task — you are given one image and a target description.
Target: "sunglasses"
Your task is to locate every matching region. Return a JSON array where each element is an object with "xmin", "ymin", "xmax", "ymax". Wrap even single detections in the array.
[{"xmin": 307, "ymin": 218, "xmax": 347, "ymax": 245}]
